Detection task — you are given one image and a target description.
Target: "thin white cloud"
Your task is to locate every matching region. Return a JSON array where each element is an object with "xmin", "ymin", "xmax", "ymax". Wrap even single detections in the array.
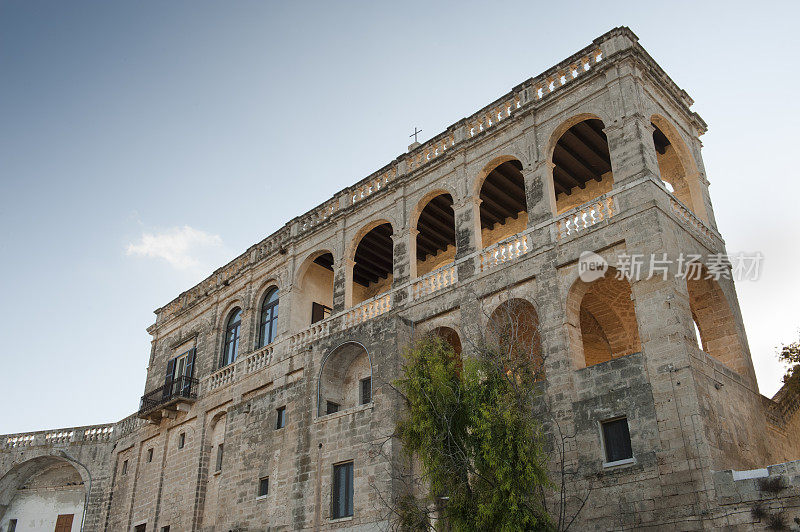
[{"xmin": 126, "ymin": 225, "xmax": 223, "ymax": 270}]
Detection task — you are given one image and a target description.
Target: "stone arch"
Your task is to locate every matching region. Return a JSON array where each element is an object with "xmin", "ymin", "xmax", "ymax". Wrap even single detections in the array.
[
  {"xmin": 317, "ymin": 341, "xmax": 373, "ymax": 416},
  {"xmin": 471, "ymin": 154, "xmax": 523, "ymax": 199},
  {"xmin": 547, "ymin": 114, "xmax": 614, "ymax": 215},
  {"xmin": 686, "ymin": 266, "xmax": 747, "ymax": 375},
  {"xmin": 292, "ymin": 249, "xmax": 335, "ymax": 331},
  {"xmin": 0, "ymin": 456, "xmax": 87, "ymax": 527},
  {"xmin": 349, "ymin": 220, "xmax": 394, "ymax": 307},
  {"xmin": 475, "ymin": 158, "xmax": 528, "ymax": 249},
  {"xmin": 411, "ymin": 191, "xmax": 456, "ymax": 277},
  {"xmin": 650, "ymin": 113, "xmax": 707, "ymax": 221},
  {"xmin": 430, "ymin": 326, "xmax": 462, "ymax": 357},
  {"xmin": 566, "ymin": 267, "xmax": 642, "ymax": 368},
  {"xmin": 201, "ymin": 411, "xmax": 228, "ymax": 529},
  {"xmin": 485, "ymin": 298, "xmax": 544, "ymax": 380}
]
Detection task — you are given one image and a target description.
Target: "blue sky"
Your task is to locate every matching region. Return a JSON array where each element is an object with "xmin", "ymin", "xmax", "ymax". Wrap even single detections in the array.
[{"xmin": 1, "ymin": 1, "xmax": 798, "ymax": 434}]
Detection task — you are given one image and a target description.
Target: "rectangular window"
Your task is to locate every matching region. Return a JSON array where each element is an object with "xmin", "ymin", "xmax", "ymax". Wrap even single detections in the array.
[
  {"xmin": 311, "ymin": 302, "xmax": 332, "ymax": 324},
  {"xmin": 178, "ymin": 433, "xmax": 185, "ymax": 449},
  {"xmin": 326, "ymin": 401, "xmax": 340, "ymax": 415},
  {"xmin": 215, "ymin": 444, "xmax": 224, "ymax": 472},
  {"xmin": 602, "ymin": 417, "xmax": 633, "ymax": 463},
  {"xmin": 332, "ymin": 461, "xmax": 354, "ymax": 519},
  {"xmin": 276, "ymin": 406, "xmax": 286, "ymax": 429},
  {"xmin": 134, "ymin": 525, "xmax": 146, "ymax": 532},
  {"xmin": 8, "ymin": 519, "xmax": 17, "ymax": 532},
  {"xmin": 147, "ymin": 448, "xmax": 153, "ymax": 463},
  {"xmin": 161, "ymin": 527, "xmax": 170, "ymax": 532},
  {"xmin": 360, "ymin": 377, "xmax": 372, "ymax": 405},
  {"xmin": 121, "ymin": 460, "xmax": 128, "ymax": 475},
  {"xmin": 258, "ymin": 476, "xmax": 269, "ymax": 497}
]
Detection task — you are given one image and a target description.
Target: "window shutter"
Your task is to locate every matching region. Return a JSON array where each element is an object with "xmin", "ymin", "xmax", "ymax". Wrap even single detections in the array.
[
  {"xmin": 163, "ymin": 357, "xmax": 176, "ymax": 399},
  {"xmin": 182, "ymin": 348, "xmax": 196, "ymax": 396}
]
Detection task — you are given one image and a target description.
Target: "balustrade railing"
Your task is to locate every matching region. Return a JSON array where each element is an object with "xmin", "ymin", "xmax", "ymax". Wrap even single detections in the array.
[
  {"xmin": 556, "ymin": 196, "xmax": 617, "ymax": 239},
  {"xmin": 351, "ymin": 167, "xmax": 397, "ymax": 204},
  {"xmin": 244, "ymin": 344, "xmax": 274, "ymax": 374},
  {"xmin": 411, "ymin": 264, "xmax": 457, "ymax": 300},
  {"xmin": 138, "ymin": 375, "xmax": 198, "ymax": 417},
  {"xmin": 467, "ymin": 94, "xmax": 522, "ymax": 138},
  {"xmin": 344, "ymin": 292, "xmax": 392, "ymax": 328},
  {"xmin": 2, "ymin": 423, "xmax": 116, "ymax": 449},
  {"xmin": 289, "ymin": 319, "xmax": 333, "ymax": 350},
  {"xmin": 669, "ymin": 197, "xmax": 716, "ymax": 243},
  {"xmin": 479, "ymin": 233, "xmax": 531, "ymax": 272}
]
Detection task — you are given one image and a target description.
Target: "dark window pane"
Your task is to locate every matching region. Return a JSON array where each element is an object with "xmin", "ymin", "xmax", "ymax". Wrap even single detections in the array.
[
  {"xmin": 332, "ymin": 462, "xmax": 354, "ymax": 518},
  {"xmin": 326, "ymin": 401, "xmax": 340, "ymax": 415},
  {"xmin": 216, "ymin": 443, "xmax": 224, "ymax": 471},
  {"xmin": 360, "ymin": 377, "xmax": 372, "ymax": 405},
  {"xmin": 276, "ymin": 407, "xmax": 286, "ymax": 429},
  {"xmin": 258, "ymin": 476, "xmax": 269, "ymax": 497},
  {"xmin": 602, "ymin": 418, "xmax": 632, "ymax": 462}
]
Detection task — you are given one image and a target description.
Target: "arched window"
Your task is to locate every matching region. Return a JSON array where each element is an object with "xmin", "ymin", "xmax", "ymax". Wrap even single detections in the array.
[
  {"xmin": 221, "ymin": 308, "xmax": 242, "ymax": 367},
  {"xmin": 259, "ymin": 288, "xmax": 279, "ymax": 347}
]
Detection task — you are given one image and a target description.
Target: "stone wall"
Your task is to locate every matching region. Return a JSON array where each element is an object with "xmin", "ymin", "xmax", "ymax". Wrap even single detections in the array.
[{"xmin": 2, "ymin": 26, "xmax": 799, "ymax": 531}]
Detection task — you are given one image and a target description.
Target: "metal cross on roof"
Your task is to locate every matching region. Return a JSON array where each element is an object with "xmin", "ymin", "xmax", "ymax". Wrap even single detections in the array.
[{"xmin": 409, "ymin": 127, "xmax": 422, "ymax": 143}]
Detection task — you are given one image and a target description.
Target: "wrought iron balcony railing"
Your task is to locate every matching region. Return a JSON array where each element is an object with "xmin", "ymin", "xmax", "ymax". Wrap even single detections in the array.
[{"xmin": 138, "ymin": 375, "xmax": 198, "ymax": 419}]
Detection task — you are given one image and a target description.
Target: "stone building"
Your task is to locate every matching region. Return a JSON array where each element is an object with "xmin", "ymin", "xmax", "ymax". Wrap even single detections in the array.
[{"xmin": 2, "ymin": 27, "xmax": 800, "ymax": 531}]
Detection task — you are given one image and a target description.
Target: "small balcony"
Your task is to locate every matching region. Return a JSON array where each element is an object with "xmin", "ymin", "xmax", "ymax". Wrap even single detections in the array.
[{"xmin": 138, "ymin": 375, "xmax": 198, "ymax": 422}]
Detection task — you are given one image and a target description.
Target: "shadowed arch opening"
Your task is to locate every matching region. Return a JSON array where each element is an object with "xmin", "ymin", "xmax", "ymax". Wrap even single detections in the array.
[
  {"xmin": 292, "ymin": 251, "xmax": 334, "ymax": 331},
  {"xmin": 431, "ymin": 326, "xmax": 462, "ymax": 357},
  {"xmin": 687, "ymin": 266, "xmax": 747, "ymax": 375},
  {"xmin": 0, "ymin": 457, "xmax": 86, "ymax": 528},
  {"xmin": 318, "ymin": 342, "xmax": 372, "ymax": 416},
  {"xmin": 415, "ymin": 193, "xmax": 456, "ymax": 277},
  {"xmin": 650, "ymin": 115, "xmax": 705, "ymax": 221},
  {"xmin": 352, "ymin": 223, "xmax": 393, "ymax": 306},
  {"xmin": 552, "ymin": 118, "xmax": 613, "ymax": 214},
  {"xmin": 486, "ymin": 298, "xmax": 544, "ymax": 380},
  {"xmin": 567, "ymin": 269, "xmax": 641, "ymax": 368},
  {"xmin": 478, "ymin": 159, "xmax": 528, "ymax": 248}
]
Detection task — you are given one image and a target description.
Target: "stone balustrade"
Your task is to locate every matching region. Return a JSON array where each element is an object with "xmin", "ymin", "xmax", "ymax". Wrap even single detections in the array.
[
  {"xmin": 288, "ymin": 318, "xmax": 332, "ymax": 350},
  {"xmin": 407, "ymin": 134, "xmax": 456, "ymax": 171},
  {"xmin": 670, "ymin": 197, "xmax": 717, "ymax": 244},
  {"xmin": 410, "ymin": 264, "xmax": 457, "ymax": 300},
  {"xmin": 479, "ymin": 233, "xmax": 532, "ymax": 272},
  {"xmin": 2, "ymin": 423, "xmax": 116, "ymax": 449},
  {"xmin": 556, "ymin": 195, "xmax": 618, "ymax": 239},
  {"xmin": 299, "ymin": 198, "xmax": 339, "ymax": 233},
  {"xmin": 207, "ymin": 363, "xmax": 237, "ymax": 392},
  {"xmin": 344, "ymin": 292, "xmax": 392, "ymax": 329},
  {"xmin": 467, "ymin": 94, "xmax": 522, "ymax": 138},
  {"xmin": 244, "ymin": 344, "xmax": 274, "ymax": 374},
  {"xmin": 532, "ymin": 49, "xmax": 602, "ymax": 101},
  {"xmin": 351, "ymin": 167, "xmax": 397, "ymax": 204}
]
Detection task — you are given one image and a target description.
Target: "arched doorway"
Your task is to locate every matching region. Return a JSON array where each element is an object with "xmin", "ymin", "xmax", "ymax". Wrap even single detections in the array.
[
  {"xmin": 551, "ymin": 118, "xmax": 613, "ymax": 214},
  {"xmin": 478, "ymin": 160, "xmax": 528, "ymax": 249},
  {"xmin": 318, "ymin": 342, "xmax": 372, "ymax": 416},
  {"xmin": 687, "ymin": 267, "xmax": 747, "ymax": 375},
  {"xmin": 414, "ymin": 193, "xmax": 456, "ymax": 277},
  {"xmin": 568, "ymin": 269, "xmax": 642, "ymax": 368},
  {"xmin": 351, "ymin": 223, "xmax": 394, "ymax": 306},
  {"xmin": 0, "ymin": 456, "xmax": 87, "ymax": 530},
  {"xmin": 486, "ymin": 298, "xmax": 544, "ymax": 380}
]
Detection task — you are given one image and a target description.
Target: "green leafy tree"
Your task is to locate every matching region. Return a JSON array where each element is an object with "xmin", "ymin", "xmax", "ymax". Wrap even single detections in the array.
[
  {"xmin": 393, "ymin": 330, "xmax": 552, "ymax": 531},
  {"xmin": 778, "ymin": 339, "xmax": 800, "ymax": 393}
]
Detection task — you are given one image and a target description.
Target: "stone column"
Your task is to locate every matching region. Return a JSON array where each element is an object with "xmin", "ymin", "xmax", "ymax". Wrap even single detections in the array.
[
  {"xmin": 523, "ymin": 161, "xmax": 557, "ymax": 226},
  {"xmin": 452, "ymin": 196, "xmax": 482, "ymax": 281},
  {"xmin": 407, "ymin": 228, "xmax": 419, "ymax": 280},
  {"xmin": 605, "ymin": 113, "xmax": 660, "ymax": 188}
]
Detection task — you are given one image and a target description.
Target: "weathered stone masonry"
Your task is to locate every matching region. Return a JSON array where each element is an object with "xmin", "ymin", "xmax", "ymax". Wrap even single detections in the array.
[{"xmin": 2, "ymin": 27, "xmax": 800, "ymax": 531}]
